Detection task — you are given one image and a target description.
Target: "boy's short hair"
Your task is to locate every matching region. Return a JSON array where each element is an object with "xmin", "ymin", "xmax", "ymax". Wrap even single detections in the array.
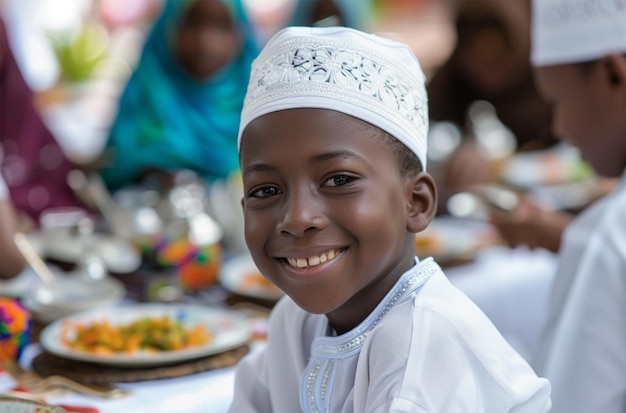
[
  {"xmin": 531, "ymin": 0, "xmax": 626, "ymax": 66},
  {"xmin": 366, "ymin": 123, "xmax": 423, "ymax": 176},
  {"xmin": 238, "ymin": 26, "xmax": 429, "ymax": 171}
]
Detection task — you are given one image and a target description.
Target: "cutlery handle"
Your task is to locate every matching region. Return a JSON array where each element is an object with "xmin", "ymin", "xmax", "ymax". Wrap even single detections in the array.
[
  {"xmin": 13, "ymin": 232, "xmax": 57, "ymax": 288},
  {"xmin": 43, "ymin": 375, "xmax": 131, "ymax": 399}
]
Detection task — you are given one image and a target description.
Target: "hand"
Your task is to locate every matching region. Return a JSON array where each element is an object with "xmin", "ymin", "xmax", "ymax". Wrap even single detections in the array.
[
  {"xmin": 436, "ymin": 141, "xmax": 495, "ymax": 215},
  {"xmin": 489, "ymin": 197, "xmax": 573, "ymax": 253},
  {"xmin": 442, "ymin": 141, "xmax": 494, "ymax": 193},
  {"xmin": 0, "ymin": 199, "xmax": 27, "ymax": 279}
]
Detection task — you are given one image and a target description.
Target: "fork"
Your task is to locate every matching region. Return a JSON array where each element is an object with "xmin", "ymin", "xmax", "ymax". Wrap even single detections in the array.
[{"xmin": 1, "ymin": 360, "xmax": 131, "ymax": 399}]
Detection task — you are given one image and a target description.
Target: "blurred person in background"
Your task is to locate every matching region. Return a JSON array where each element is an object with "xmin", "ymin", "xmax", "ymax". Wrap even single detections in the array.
[
  {"xmin": 287, "ymin": 0, "xmax": 374, "ymax": 29},
  {"xmin": 490, "ymin": 197, "xmax": 573, "ymax": 253},
  {"xmin": 0, "ymin": 16, "xmax": 84, "ymax": 227},
  {"xmin": 427, "ymin": 0, "xmax": 557, "ymax": 201},
  {"xmin": 0, "ymin": 172, "xmax": 25, "ymax": 279},
  {"xmin": 98, "ymin": 0, "xmax": 260, "ymax": 192},
  {"xmin": 523, "ymin": 0, "xmax": 626, "ymax": 411},
  {"xmin": 426, "ymin": 0, "xmax": 586, "ymax": 254}
]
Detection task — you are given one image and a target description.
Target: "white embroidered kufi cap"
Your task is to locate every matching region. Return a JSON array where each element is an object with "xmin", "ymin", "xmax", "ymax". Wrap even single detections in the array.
[
  {"xmin": 531, "ymin": 0, "xmax": 626, "ymax": 66},
  {"xmin": 238, "ymin": 26, "xmax": 429, "ymax": 169}
]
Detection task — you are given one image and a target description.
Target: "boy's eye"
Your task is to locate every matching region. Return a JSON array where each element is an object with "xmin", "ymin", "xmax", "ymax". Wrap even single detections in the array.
[
  {"xmin": 323, "ymin": 175, "xmax": 355, "ymax": 187},
  {"xmin": 250, "ymin": 186, "xmax": 281, "ymax": 198}
]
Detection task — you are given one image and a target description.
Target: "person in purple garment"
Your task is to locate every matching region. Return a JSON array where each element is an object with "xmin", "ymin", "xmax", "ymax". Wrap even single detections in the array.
[{"xmin": 0, "ymin": 17, "xmax": 84, "ymax": 226}]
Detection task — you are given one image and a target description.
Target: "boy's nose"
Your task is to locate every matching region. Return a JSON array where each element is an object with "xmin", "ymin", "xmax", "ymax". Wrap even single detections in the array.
[{"xmin": 277, "ymin": 188, "xmax": 326, "ymax": 237}]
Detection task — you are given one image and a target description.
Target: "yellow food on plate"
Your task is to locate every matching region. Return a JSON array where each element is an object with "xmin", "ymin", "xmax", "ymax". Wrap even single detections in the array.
[
  {"xmin": 61, "ymin": 316, "xmax": 212, "ymax": 355},
  {"xmin": 415, "ymin": 233, "xmax": 444, "ymax": 257},
  {"xmin": 241, "ymin": 271, "xmax": 281, "ymax": 293}
]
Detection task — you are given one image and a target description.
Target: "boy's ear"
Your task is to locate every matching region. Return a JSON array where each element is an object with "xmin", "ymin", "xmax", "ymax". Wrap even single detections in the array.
[
  {"xmin": 406, "ymin": 173, "xmax": 438, "ymax": 233},
  {"xmin": 603, "ymin": 54, "xmax": 626, "ymax": 86}
]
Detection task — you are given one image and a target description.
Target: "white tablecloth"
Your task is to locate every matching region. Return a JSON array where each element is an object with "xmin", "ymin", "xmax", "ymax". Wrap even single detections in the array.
[{"xmin": 1, "ymin": 344, "xmax": 259, "ymax": 413}]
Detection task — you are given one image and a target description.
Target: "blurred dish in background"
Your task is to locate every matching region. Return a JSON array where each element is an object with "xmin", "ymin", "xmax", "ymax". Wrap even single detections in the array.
[
  {"xmin": 499, "ymin": 143, "xmax": 593, "ymax": 189},
  {"xmin": 415, "ymin": 217, "xmax": 499, "ymax": 266},
  {"xmin": 25, "ymin": 231, "xmax": 141, "ymax": 275},
  {"xmin": 447, "ymin": 183, "xmax": 520, "ymax": 221},
  {"xmin": 498, "ymin": 143, "xmax": 606, "ymax": 212},
  {"xmin": 522, "ymin": 179, "xmax": 609, "ymax": 213},
  {"xmin": 0, "ymin": 270, "xmax": 39, "ymax": 298},
  {"xmin": 447, "ymin": 144, "xmax": 607, "ymax": 218},
  {"xmin": 219, "ymin": 254, "xmax": 284, "ymax": 302},
  {"xmin": 21, "ymin": 271, "xmax": 125, "ymax": 323}
]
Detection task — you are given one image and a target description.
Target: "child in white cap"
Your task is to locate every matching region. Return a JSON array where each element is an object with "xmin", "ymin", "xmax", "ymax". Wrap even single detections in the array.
[
  {"xmin": 230, "ymin": 26, "xmax": 551, "ymax": 412},
  {"xmin": 529, "ymin": 0, "xmax": 626, "ymax": 412}
]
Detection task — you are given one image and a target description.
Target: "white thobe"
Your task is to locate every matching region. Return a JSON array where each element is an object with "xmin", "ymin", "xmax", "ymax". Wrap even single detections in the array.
[
  {"xmin": 229, "ymin": 258, "xmax": 551, "ymax": 413},
  {"xmin": 533, "ymin": 169, "xmax": 626, "ymax": 413}
]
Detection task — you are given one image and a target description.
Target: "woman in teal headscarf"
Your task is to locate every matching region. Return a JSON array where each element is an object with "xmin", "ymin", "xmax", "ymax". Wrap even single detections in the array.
[{"xmin": 99, "ymin": 0, "xmax": 260, "ymax": 191}]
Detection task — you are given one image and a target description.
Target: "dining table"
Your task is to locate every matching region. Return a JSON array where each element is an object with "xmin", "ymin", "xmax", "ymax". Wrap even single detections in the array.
[
  {"xmin": 0, "ymin": 254, "xmax": 273, "ymax": 413},
  {"xmin": 0, "ymin": 341, "xmax": 264, "ymax": 413},
  {"xmin": 0, "ymin": 217, "xmax": 558, "ymax": 413}
]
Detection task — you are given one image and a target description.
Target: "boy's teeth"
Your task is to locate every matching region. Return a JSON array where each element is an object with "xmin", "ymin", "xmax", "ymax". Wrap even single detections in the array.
[{"xmin": 287, "ymin": 250, "xmax": 340, "ymax": 268}]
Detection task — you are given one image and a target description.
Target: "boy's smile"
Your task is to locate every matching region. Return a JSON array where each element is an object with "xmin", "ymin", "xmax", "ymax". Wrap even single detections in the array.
[
  {"xmin": 240, "ymin": 108, "xmax": 430, "ymax": 333},
  {"xmin": 285, "ymin": 248, "xmax": 342, "ymax": 268}
]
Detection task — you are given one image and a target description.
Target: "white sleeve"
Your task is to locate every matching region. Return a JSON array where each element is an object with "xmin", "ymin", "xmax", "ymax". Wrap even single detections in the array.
[
  {"xmin": 534, "ymin": 195, "xmax": 626, "ymax": 413},
  {"xmin": 228, "ymin": 347, "xmax": 272, "ymax": 413},
  {"xmin": 228, "ymin": 297, "xmax": 311, "ymax": 413}
]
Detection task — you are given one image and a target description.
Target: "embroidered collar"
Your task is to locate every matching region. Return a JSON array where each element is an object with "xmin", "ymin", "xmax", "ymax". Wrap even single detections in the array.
[
  {"xmin": 312, "ymin": 257, "xmax": 440, "ymax": 357},
  {"xmin": 300, "ymin": 257, "xmax": 440, "ymax": 413}
]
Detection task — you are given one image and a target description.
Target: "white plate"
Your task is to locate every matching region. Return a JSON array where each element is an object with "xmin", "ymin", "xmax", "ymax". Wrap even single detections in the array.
[
  {"xmin": 499, "ymin": 144, "xmax": 591, "ymax": 189},
  {"xmin": 219, "ymin": 254, "xmax": 284, "ymax": 301},
  {"xmin": 22, "ymin": 275, "xmax": 126, "ymax": 323},
  {"xmin": 40, "ymin": 303, "xmax": 252, "ymax": 367},
  {"xmin": 0, "ymin": 395, "xmax": 67, "ymax": 412}
]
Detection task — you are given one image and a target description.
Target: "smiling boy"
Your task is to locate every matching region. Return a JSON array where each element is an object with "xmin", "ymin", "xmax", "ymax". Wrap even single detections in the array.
[{"xmin": 229, "ymin": 26, "xmax": 551, "ymax": 412}]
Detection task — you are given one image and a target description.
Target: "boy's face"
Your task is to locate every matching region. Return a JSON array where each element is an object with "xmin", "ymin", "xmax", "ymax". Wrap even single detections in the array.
[
  {"xmin": 534, "ymin": 59, "xmax": 626, "ymax": 177},
  {"xmin": 175, "ymin": 0, "xmax": 241, "ymax": 80},
  {"xmin": 240, "ymin": 108, "xmax": 432, "ymax": 330}
]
